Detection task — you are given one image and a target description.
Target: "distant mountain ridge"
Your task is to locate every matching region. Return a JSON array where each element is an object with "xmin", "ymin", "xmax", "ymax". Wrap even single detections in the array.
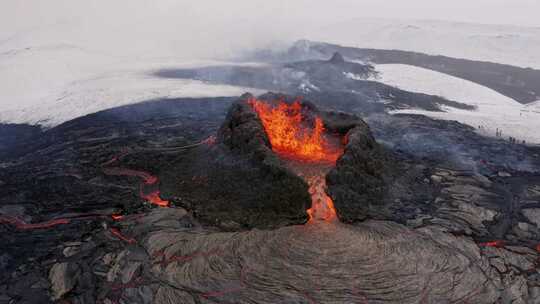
[
  {"xmin": 306, "ymin": 18, "xmax": 540, "ymax": 69},
  {"xmin": 260, "ymin": 40, "xmax": 540, "ymax": 105}
]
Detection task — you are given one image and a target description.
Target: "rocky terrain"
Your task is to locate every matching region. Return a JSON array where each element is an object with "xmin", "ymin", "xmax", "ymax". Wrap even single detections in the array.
[
  {"xmin": 154, "ymin": 52, "xmax": 474, "ymax": 114},
  {"xmin": 1, "ymin": 86, "xmax": 540, "ymax": 303},
  {"xmin": 253, "ymin": 40, "xmax": 540, "ymax": 105}
]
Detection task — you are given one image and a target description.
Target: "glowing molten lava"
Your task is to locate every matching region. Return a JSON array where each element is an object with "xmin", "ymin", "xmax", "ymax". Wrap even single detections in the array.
[
  {"xmin": 306, "ymin": 174, "xmax": 337, "ymax": 223},
  {"xmin": 103, "ymin": 166, "xmax": 170, "ymax": 207},
  {"xmin": 249, "ymin": 98, "xmax": 343, "ymax": 223},
  {"xmin": 140, "ymin": 189, "xmax": 170, "ymax": 207},
  {"xmin": 249, "ymin": 98, "xmax": 342, "ymax": 164},
  {"xmin": 479, "ymin": 240, "xmax": 505, "ymax": 248}
]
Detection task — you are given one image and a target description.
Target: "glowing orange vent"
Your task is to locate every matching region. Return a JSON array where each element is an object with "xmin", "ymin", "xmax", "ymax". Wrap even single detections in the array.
[
  {"xmin": 249, "ymin": 98, "xmax": 342, "ymax": 164},
  {"xmin": 249, "ymin": 98, "xmax": 343, "ymax": 223}
]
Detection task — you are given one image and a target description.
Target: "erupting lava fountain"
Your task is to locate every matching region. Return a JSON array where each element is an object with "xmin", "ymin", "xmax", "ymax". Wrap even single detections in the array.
[{"xmin": 249, "ymin": 98, "xmax": 344, "ymax": 223}]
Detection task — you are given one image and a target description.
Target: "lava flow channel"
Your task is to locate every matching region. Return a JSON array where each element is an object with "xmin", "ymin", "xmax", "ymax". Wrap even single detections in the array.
[
  {"xmin": 249, "ymin": 98, "xmax": 343, "ymax": 223},
  {"xmin": 306, "ymin": 173, "xmax": 337, "ymax": 223},
  {"xmin": 102, "ymin": 166, "xmax": 169, "ymax": 207}
]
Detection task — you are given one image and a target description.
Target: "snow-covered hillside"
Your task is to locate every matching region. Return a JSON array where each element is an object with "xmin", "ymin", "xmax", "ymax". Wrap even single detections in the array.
[
  {"xmin": 525, "ymin": 100, "xmax": 540, "ymax": 112},
  {"xmin": 0, "ymin": 44, "xmax": 264, "ymax": 127},
  {"xmin": 308, "ymin": 18, "xmax": 540, "ymax": 69},
  {"xmin": 2, "ymin": 8, "xmax": 540, "ymax": 133},
  {"xmin": 0, "ymin": 7, "xmax": 272, "ymax": 128},
  {"xmin": 371, "ymin": 64, "xmax": 540, "ymax": 144},
  {"xmin": 0, "ymin": 72, "xmax": 262, "ymax": 127}
]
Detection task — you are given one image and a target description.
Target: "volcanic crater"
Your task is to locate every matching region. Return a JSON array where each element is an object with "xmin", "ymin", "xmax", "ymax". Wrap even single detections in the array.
[{"xmin": 218, "ymin": 92, "xmax": 387, "ymax": 225}]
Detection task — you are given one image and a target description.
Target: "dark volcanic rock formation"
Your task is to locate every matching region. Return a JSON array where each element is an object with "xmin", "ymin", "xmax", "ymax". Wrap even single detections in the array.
[
  {"xmin": 0, "ymin": 123, "xmax": 42, "ymax": 158},
  {"xmin": 218, "ymin": 92, "xmax": 401, "ymax": 225},
  {"xmin": 143, "ymin": 209, "xmax": 501, "ymax": 304},
  {"xmin": 2, "ymin": 93, "xmax": 540, "ymax": 304},
  {"xmin": 218, "ymin": 93, "xmax": 275, "ymax": 157},
  {"xmin": 284, "ymin": 40, "xmax": 540, "ymax": 104},
  {"xmin": 327, "ymin": 122, "xmax": 390, "ymax": 222},
  {"xmin": 218, "ymin": 92, "xmax": 391, "ymax": 224},
  {"xmin": 329, "ymin": 51, "xmax": 345, "ymax": 64},
  {"xmin": 179, "ymin": 92, "xmax": 314, "ymax": 229},
  {"xmin": 284, "ymin": 51, "xmax": 377, "ymax": 85},
  {"xmin": 153, "ymin": 53, "xmax": 473, "ymax": 113},
  {"xmin": 47, "ymin": 206, "xmax": 540, "ymax": 304}
]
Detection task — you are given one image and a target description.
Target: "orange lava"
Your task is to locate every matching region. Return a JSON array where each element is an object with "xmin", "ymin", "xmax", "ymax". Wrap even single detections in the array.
[
  {"xmin": 111, "ymin": 214, "xmax": 124, "ymax": 221},
  {"xmin": 249, "ymin": 98, "xmax": 343, "ymax": 223},
  {"xmin": 109, "ymin": 228, "xmax": 136, "ymax": 244},
  {"xmin": 141, "ymin": 190, "xmax": 170, "ymax": 207},
  {"xmin": 103, "ymin": 165, "xmax": 170, "ymax": 208},
  {"xmin": 249, "ymin": 98, "xmax": 343, "ymax": 164},
  {"xmin": 306, "ymin": 175, "xmax": 337, "ymax": 223},
  {"xmin": 0, "ymin": 215, "xmax": 70, "ymax": 230},
  {"xmin": 102, "ymin": 167, "xmax": 158, "ymax": 184},
  {"xmin": 479, "ymin": 240, "xmax": 505, "ymax": 248}
]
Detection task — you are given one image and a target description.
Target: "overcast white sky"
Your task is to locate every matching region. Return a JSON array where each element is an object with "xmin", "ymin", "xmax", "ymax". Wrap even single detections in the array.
[
  {"xmin": 1, "ymin": 0, "xmax": 539, "ymax": 59},
  {"xmin": 3, "ymin": 0, "xmax": 539, "ymax": 28},
  {"xmin": 1, "ymin": 0, "xmax": 539, "ymax": 115}
]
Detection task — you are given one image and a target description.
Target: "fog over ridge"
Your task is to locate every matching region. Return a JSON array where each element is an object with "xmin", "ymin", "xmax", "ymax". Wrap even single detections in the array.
[{"xmin": 1, "ymin": 0, "xmax": 540, "ymax": 60}]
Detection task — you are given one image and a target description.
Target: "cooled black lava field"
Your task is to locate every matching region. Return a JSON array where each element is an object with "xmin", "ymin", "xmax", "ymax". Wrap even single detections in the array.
[{"xmin": 2, "ymin": 50, "xmax": 540, "ymax": 304}]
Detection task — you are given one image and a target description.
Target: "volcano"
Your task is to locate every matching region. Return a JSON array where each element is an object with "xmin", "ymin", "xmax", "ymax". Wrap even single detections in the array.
[
  {"xmin": 218, "ymin": 93, "xmax": 388, "ymax": 224},
  {"xmin": 248, "ymin": 96, "xmax": 342, "ymax": 222}
]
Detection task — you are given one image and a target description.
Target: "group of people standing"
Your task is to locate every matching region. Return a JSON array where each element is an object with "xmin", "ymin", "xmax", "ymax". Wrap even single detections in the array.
[{"xmin": 476, "ymin": 126, "xmax": 527, "ymax": 145}]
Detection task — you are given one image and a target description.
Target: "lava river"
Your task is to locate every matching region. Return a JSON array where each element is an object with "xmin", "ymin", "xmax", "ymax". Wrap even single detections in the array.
[{"xmin": 249, "ymin": 98, "xmax": 343, "ymax": 223}]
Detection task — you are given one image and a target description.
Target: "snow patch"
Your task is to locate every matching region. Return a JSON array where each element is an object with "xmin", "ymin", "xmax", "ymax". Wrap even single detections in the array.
[
  {"xmin": 0, "ymin": 75, "xmax": 261, "ymax": 128},
  {"xmin": 343, "ymin": 72, "xmax": 367, "ymax": 81},
  {"xmin": 525, "ymin": 100, "xmax": 540, "ymax": 112},
  {"xmin": 0, "ymin": 73, "xmax": 262, "ymax": 127},
  {"xmin": 372, "ymin": 64, "xmax": 520, "ymax": 107},
  {"xmin": 373, "ymin": 64, "xmax": 540, "ymax": 145},
  {"xmin": 309, "ymin": 18, "xmax": 540, "ymax": 69},
  {"xmin": 298, "ymin": 80, "xmax": 320, "ymax": 93},
  {"xmin": 0, "ymin": 45, "xmax": 264, "ymax": 127}
]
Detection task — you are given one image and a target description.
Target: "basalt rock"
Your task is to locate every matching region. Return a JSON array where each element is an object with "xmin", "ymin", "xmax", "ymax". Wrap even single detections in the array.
[
  {"xmin": 2, "ymin": 92, "xmax": 540, "ymax": 304},
  {"xmin": 49, "ymin": 262, "xmax": 80, "ymax": 300},
  {"xmin": 154, "ymin": 92, "xmax": 379, "ymax": 230},
  {"xmin": 326, "ymin": 117, "xmax": 391, "ymax": 222},
  {"xmin": 328, "ymin": 51, "xmax": 346, "ymax": 64},
  {"xmin": 175, "ymin": 92, "xmax": 312, "ymax": 229},
  {"xmin": 143, "ymin": 213, "xmax": 501, "ymax": 304},
  {"xmin": 220, "ymin": 92, "xmax": 392, "ymax": 224},
  {"xmin": 217, "ymin": 93, "xmax": 288, "ymax": 160},
  {"xmin": 55, "ymin": 206, "xmax": 540, "ymax": 304}
]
